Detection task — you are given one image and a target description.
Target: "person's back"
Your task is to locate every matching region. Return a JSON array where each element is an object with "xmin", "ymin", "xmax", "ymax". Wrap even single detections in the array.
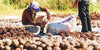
[{"xmin": 22, "ymin": 8, "xmax": 33, "ymax": 25}]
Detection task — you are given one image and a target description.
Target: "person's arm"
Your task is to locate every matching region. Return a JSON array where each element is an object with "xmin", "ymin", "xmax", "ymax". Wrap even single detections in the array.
[
  {"xmin": 34, "ymin": 12, "xmax": 36, "ymax": 19},
  {"xmin": 26, "ymin": 11, "xmax": 40, "ymax": 25},
  {"xmin": 31, "ymin": 8, "xmax": 37, "ymax": 19},
  {"xmin": 40, "ymin": 6, "xmax": 50, "ymax": 20}
]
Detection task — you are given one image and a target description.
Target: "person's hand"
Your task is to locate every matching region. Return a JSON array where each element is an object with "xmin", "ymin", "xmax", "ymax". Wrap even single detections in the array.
[
  {"xmin": 74, "ymin": 0, "xmax": 80, "ymax": 8},
  {"xmin": 41, "ymin": 21, "xmax": 47, "ymax": 26},
  {"xmin": 47, "ymin": 16, "xmax": 50, "ymax": 20},
  {"xmin": 74, "ymin": 2, "xmax": 78, "ymax": 8}
]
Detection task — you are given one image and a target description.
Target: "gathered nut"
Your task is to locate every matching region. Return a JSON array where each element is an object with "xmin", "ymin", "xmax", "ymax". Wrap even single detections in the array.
[
  {"xmin": 16, "ymin": 48, "xmax": 21, "ymax": 50},
  {"xmin": 41, "ymin": 44, "xmax": 46, "ymax": 48},
  {"xmin": 53, "ymin": 42, "xmax": 60, "ymax": 47},
  {"xmin": 46, "ymin": 46, "xmax": 52, "ymax": 50},
  {"xmin": 19, "ymin": 45, "xmax": 23, "ymax": 50},
  {"xmin": 5, "ymin": 39, "xmax": 12, "ymax": 46},
  {"xmin": 53, "ymin": 47, "xmax": 61, "ymax": 50},
  {"xmin": 25, "ymin": 41, "xmax": 31, "ymax": 48},
  {"xmin": 64, "ymin": 42, "xmax": 70, "ymax": 49},
  {"xmin": 29, "ymin": 44, "xmax": 37, "ymax": 49},
  {"xmin": 0, "ymin": 45, "xmax": 5, "ymax": 50},
  {"xmin": 81, "ymin": 41, "xmax": 88, "ymax": 49},
  {"xmin": 12, "ymin": 39, "xmax": 19, "ymax": 47},
  {"xmin": 0, "ymin": 40, "xmax": 3, "ymax": 45},
  {"xmin": 86, "ymin": 46, "xmax": 94, "ymax": 50},
  {"xmin": 93, "ymin": 44, "xmax": 100, "ymax": 50},
  {"xmin": 18, "ymin": 38, "xmax": 25, "ymax": 45},
  {"xmin": 5, "ymin": 46, "xmax": 11, "ymax": 50},
  {"xmin": 37, "ymin": 47, "xmax": 42, "ymax": 50}
]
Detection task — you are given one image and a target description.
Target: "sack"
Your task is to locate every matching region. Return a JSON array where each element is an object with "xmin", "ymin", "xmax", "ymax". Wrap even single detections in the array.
[{"xmin": 44, "ymin": 15, "xmax": 77, "ymax": 35}]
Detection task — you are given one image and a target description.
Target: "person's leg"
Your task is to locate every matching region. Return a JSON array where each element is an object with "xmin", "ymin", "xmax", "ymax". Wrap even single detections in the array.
[
  {"xmin": 37, "ymin": 27, "xmax": 46, "ymax": 36},
  {"xmin": 86, "ymin": 2, "xmax": 92, "ymax": 32},
  {"xmin": 40, "ymin": 27, "xmax": 44, "ymax": 33},
  {"xmin": 78, "ymin": 2, "xmax": 88, "ymax": 32}
]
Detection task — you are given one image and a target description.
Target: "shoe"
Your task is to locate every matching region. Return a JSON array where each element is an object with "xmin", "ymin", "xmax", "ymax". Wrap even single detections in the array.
[{"xmin": 37, "ymin": 32, "xmax": 46, "ymax": 36}]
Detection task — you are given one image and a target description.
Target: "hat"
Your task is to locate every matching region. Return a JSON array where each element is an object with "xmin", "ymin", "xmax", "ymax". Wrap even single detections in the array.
[{"xmin": 31, "ymin": 1, "xmax": 40, "ymax": 12}]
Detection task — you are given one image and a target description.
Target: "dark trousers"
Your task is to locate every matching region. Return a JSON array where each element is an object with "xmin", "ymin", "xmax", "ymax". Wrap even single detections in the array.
[
  {"xmin": 24, "ymin": 23, "xmax": 44, "ymax": 33},
  {"xmin": 78, "ymin": 1, "xmax": 92, "ymax": 32}
]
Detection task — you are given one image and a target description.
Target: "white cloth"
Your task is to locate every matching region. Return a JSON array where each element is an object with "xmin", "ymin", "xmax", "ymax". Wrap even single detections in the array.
[{"xmin": 44, "ymin": 15, "xmax": 77, "ymax": 34}]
